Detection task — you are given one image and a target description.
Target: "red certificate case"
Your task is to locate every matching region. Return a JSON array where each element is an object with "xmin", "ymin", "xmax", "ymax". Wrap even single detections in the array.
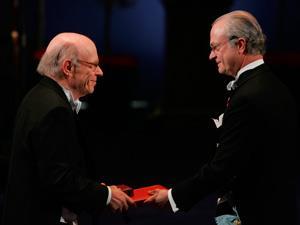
[
  {"xmin": 132, "ymin": 184, "xmax": 167, "ymax": 203},
  {"xmin": 118, "ymin": 184, "xmax": 167, "ymax": 204}
]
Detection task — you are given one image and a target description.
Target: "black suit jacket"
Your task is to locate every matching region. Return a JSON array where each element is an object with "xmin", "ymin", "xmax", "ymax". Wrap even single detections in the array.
[
  {"xmin": 172, "ymin": 64, "xmax": 299, "ymax": 225},
  {"xmin": 2, "ymin": 76, "xmax": 108, "ymax": 225}
]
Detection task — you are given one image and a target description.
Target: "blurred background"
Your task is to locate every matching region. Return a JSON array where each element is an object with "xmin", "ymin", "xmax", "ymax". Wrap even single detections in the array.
[{"xmin": 1, "ymin": 0, "xmax": 300, "ymax": 224}]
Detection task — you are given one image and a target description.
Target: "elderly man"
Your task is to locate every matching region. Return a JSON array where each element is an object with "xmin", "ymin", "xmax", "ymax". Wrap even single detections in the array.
[
  {"xmin": 145, "ymin": 10, "xmax": 298, "ymax": 225},
  {"xmin": 2, "ymin": 32, "xmax": 134, "ymax": 225}
]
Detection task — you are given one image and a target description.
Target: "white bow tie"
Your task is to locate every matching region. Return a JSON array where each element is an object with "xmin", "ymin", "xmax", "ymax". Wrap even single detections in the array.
[
  {"xmin": 226, "ymin": 80, "xmax": 237, "ymax": 91},
  {"xmin": 70, "ymin": 99, "xmax": 82, "ymax": 114}
]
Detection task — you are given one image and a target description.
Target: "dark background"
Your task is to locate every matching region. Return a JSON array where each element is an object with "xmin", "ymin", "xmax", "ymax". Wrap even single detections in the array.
[{"xmin": 1, "ymin": 0, "xmax": 300, "ymax": 224}]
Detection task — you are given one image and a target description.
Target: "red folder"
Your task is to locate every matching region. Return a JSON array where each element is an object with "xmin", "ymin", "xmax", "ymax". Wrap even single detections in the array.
[
  {"xmin": 117, "ymin": 184, "xmax": 167, "ymax": 204},
  {"xmin": 132, "ymin": 184, "xmax": 167, "ymax": 203}
]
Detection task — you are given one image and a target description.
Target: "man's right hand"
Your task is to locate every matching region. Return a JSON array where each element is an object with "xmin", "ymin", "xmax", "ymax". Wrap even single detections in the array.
[{"xmin": 109, "ymin": 185, "xmax": 136, "ymax": 212}]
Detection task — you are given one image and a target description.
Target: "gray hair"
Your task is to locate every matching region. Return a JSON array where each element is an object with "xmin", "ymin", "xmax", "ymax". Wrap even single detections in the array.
[
  {"xmin": 214, "ymin": 10, "xmax": 266, "ymax": 55},
  {"xmin": 37, "ymin": 43, "xmax": 79, "ymax": 79}
]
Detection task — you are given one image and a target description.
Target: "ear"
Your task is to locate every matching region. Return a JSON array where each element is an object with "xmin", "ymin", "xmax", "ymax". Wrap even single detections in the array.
[
  {"xmin": 236, "ymin": 38, "xmax": 247, "ymax": 54},
  {"xmin": 61, "ymin": 60, "xmax": 73, "ymax": 78}
]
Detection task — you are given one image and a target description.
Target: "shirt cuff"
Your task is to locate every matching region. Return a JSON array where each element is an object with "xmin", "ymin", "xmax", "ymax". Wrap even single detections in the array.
[
  {"xmin": 106, "ymin": 186, "xmax": 112, "ymax": 205},
  {"xmin": 168, "ymin": 188, "xmax": 179, "ymax": 213}
]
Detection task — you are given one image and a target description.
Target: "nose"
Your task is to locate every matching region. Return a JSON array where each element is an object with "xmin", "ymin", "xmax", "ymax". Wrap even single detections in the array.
[
  {"xmin": 209, "ymin": 50, "xmax": 215, "ymax": 60},
  {"xmin": 95, "ymin": 65, "xmax": 104, "ymax": 77}
]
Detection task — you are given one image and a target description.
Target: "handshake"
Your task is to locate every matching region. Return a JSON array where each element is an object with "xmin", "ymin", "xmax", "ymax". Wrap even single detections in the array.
[{"xmin": 108, "ymin": 184, "xmax": 169, "ymax": 213}]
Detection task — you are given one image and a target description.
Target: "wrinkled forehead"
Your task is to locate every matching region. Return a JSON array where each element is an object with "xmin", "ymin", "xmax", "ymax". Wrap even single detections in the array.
[
  {"xmin": 78, "ymin": 40, "xmax": 98, "ymax": 59},
  {"xmin": 210, "ymin": 21, "xmax": 228, "ymax": 44}
]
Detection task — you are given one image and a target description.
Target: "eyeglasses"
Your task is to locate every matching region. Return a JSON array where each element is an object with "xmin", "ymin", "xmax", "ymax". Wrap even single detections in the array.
[
  {"xmin": 210, "ymin": 36, "xmax": 239, "ymax": 54},
  {"xmin": 210, "ymin": 41, "xmax": 227, "ymax": 54},
  {"xmin": 77, "ymin": 59, "xmax": 99, "ymax": 72}
]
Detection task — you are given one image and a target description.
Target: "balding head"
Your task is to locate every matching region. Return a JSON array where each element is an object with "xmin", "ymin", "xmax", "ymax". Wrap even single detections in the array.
[
  {"xmin": 45, "ymin": 33, "xmax": 96, "ymax": 56},
  {"xmin": 37, "ymin": 32, "xmax": 98, "ymax": 79}
]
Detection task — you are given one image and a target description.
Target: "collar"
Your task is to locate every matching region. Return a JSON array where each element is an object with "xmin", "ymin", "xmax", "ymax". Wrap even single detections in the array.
[
  {"xmin": 227, "ymin": 59, "xmax": 264, "ymax": 91},
  {"xmin": 60, "ymin": 86, "xmax": 82, "ymax": 114}
]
